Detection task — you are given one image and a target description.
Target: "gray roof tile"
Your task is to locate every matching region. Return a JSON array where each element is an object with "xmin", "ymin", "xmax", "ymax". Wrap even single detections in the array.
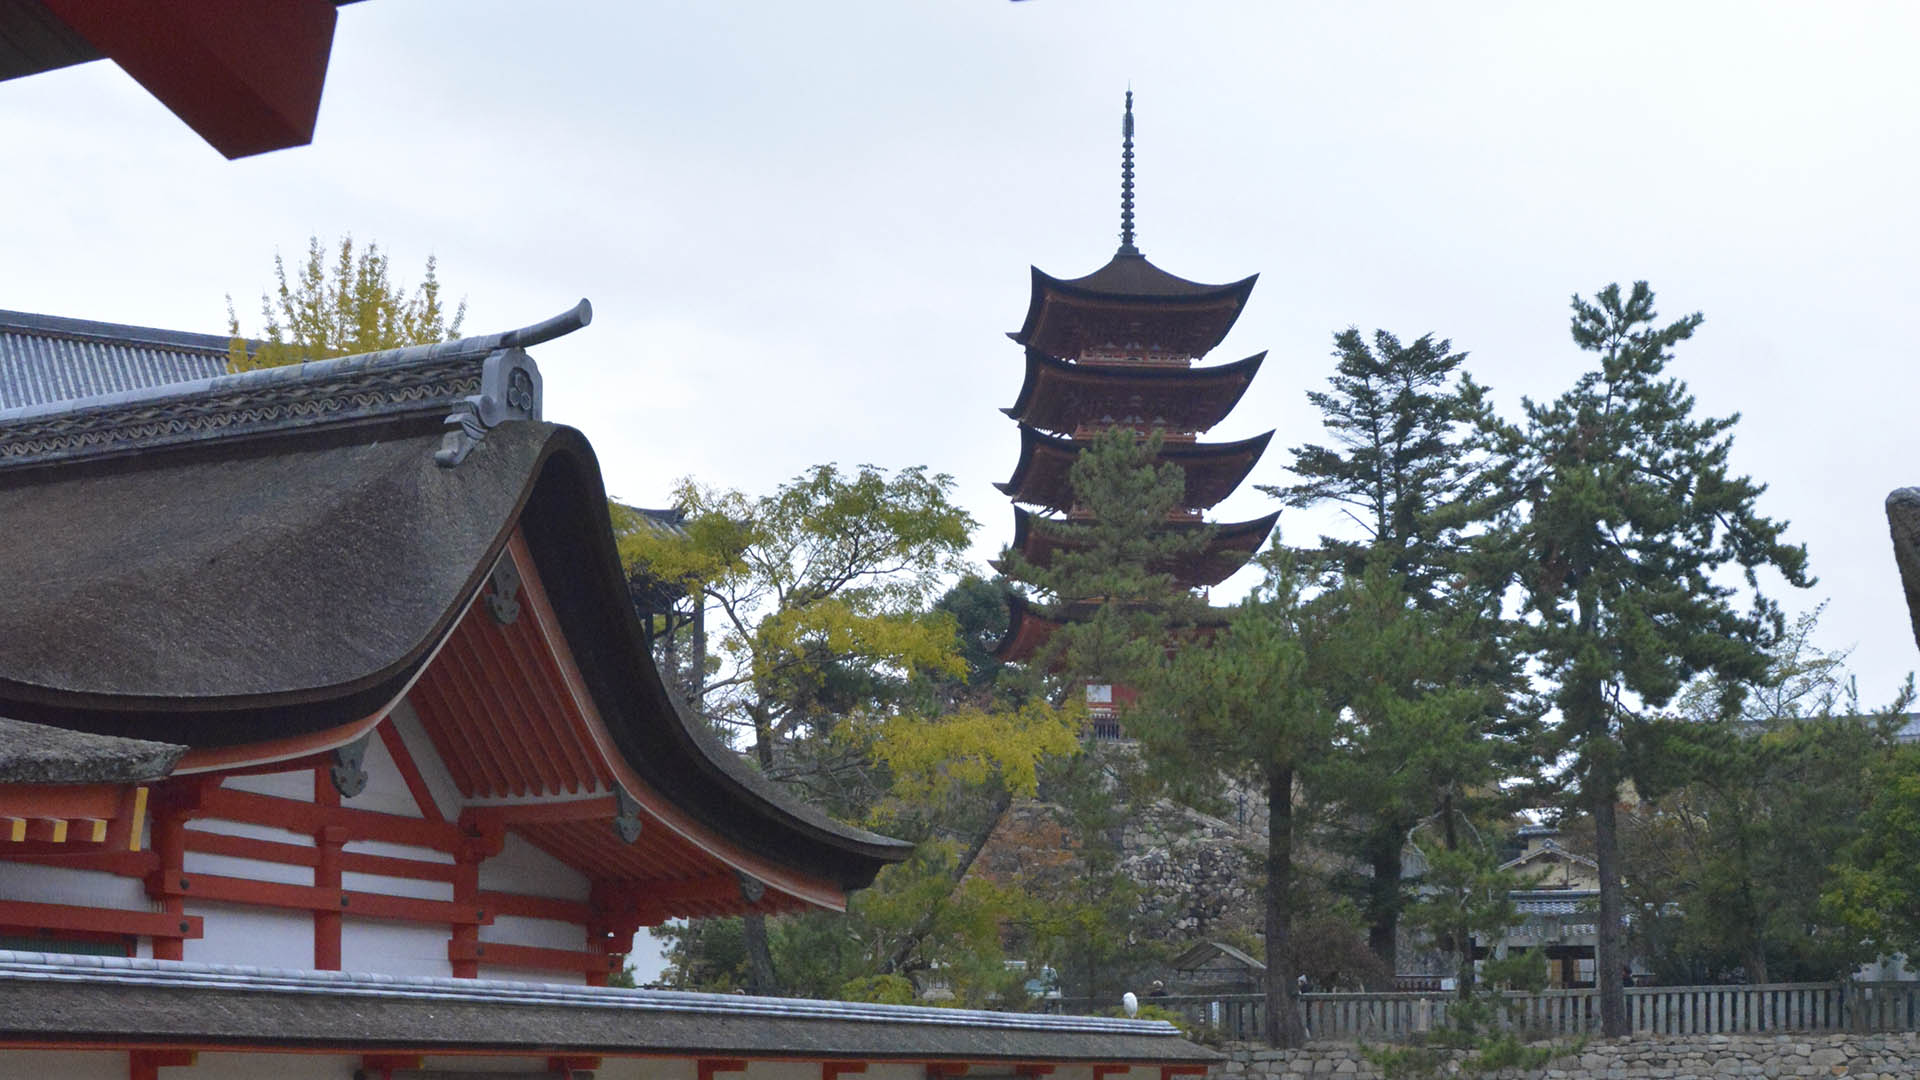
[{"xmin": 0, "ymin": 309, "xmax": 233, "ymax": 410}]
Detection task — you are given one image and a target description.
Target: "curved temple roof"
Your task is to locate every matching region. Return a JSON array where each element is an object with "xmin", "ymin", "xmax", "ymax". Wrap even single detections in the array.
[
  {"xmin": 0, "ymin": 306, "xmax": 909, "ymax": 894},
  {"xmin": 1004, "ymin": 347, "xmax": 1266, "ymax": 436},
  {"xmin": 996, "ymin": 424, "xmax": 1273, "ymax": 514},
  {"xmin": 1002, "ymin": 506, "xmax": 1278, "ymax": 589},
  {"xmin": 1011, "ymin": 255, "xmax": 1259, "ymax": 361}
]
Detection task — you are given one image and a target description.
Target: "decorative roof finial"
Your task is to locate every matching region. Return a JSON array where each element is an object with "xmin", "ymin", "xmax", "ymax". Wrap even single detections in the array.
[{"xmin": 1118, "ymin": 89, "xmax": 1139, "ymax": 256}]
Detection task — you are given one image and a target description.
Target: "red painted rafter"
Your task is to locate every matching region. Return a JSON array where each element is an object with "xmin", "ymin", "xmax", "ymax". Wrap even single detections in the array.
[
  {"xmin": 376, "ymin": 720, "xmax": 445, "ymax": 823},
  {"xmin": 460, "ymin": 621, "xmax": 570, "ymax": 795}
]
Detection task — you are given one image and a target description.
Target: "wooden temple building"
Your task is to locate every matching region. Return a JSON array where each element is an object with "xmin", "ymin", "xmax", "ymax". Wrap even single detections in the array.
[
  {"xmin": 993, "ymin": 93, "xmax": 1277, "ymax": 716},
  {"xmin": 0, "ymin": 305, "xmax": 1213, "ymax": 1079}
]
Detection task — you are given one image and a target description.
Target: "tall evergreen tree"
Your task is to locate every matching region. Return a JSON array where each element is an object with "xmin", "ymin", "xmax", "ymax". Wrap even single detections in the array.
[
  {"xmin": 1277, "ymin": 329, "xmax": 1474, "ymax": 596},
  {"xmin": 1471, "ymin": 282, "xmax": 1811, "ymax": 1035},
  {"xmin": 999, "ymin": 426, "xmax": 1214, "ymax": 688},
  {"xmin": 1277, "ymin": 328, "xmax": 1525, "ymax": 981},
  {"xmin": 1140, "ymin": 561, "xmax": 1337, "ymax": 1048}
]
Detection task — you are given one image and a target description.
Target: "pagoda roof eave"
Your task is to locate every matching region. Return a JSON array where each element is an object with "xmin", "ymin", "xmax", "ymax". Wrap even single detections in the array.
[
  {"xmin": 1008, "ymin": 507, "xmax": 1280, "ymax": 588},
  {"xmin": 998, "ymin": 424, "xmax": 1276, "ymax": 513},
  {"xmin": 1010, "ymin": 258, "xmax": 1260, "ymax": 354},
  {"xmin": 1003, "ymin": 347, "xmax": 1268, "ymax": 434},
  {"xmin": 991, "ymin": 592, "xmax": 1240, "ymax": 664}
]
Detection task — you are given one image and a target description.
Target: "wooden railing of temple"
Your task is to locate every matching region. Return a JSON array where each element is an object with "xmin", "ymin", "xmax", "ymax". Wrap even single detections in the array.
[{"xmin": 1047, "ymin": 982, "xmax": 1920, "ymax": 1042}]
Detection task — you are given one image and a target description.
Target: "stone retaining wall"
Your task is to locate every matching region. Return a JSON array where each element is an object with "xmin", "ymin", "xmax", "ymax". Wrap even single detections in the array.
[{"xmin": 1217, "ymin": 1033, "xmax": 1920, "ymax": 1078}]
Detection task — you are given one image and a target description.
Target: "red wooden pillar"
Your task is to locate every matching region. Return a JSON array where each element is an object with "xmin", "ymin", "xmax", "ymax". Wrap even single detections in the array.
[
  {"xmin": 129, "ymin": 1049, "xmax": 195, "ymax": 1080},
  {"xmin": 449, "ymin": 833, "xmax": 496, "ymax": 978},
  {"xmin": 148, "ymin": 806, "xmax": 188, "ymax": 962},
  {"xmin": 314, "ymin": 823, "xmax": 347, "ymax": 970}
]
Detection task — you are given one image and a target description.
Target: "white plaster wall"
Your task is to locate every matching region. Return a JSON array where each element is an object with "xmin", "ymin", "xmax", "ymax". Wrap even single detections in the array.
[
  {"xmin": 340, "ymin": 869, "xmax": 452, "ymax": 901},
  {"xmin": 221, "ymin": 770, "xmax": 312, "ymax": 800},
  {"xmin": 340, "ymin": 914, "xmax": 450, "ymax": 978},
  {"xmin": 181, "ymin": 900, "xmax": 311, "ymax": 969},
  {"xmin": 182, "ymin": 850, "xmax": 314, "ymax": 887},
  {"xmin": 479, "ymin": 914, "xmax": 586, "ymax": 951},
  {"xmin": 390, "ymin": 698, "xmax": 462, "ymax": 818},
  {"xmin": 479, "ymin": 832, "xmax": 591, "ymax": 901},
  {"xmin": 0, "ymin": 862, "xmax": 148, "ymax": 911}
]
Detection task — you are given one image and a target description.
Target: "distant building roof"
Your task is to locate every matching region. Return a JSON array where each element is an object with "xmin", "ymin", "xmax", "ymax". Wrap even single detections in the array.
[{"xmin": 0, "ymin": 309, "xmax": 233, "ymax": 410}]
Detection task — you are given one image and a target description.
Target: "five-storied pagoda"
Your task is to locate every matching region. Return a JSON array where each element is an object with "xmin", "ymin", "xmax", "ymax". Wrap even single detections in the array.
[{"xmin": 994, "ymin": 93, "xmax": 1278, "ymax": 719}]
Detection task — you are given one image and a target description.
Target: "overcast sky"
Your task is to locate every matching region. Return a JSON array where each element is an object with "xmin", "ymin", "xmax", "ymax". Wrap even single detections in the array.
[{"xmin": 6, "ymin": 1, "xmax": 1918, "ymax": 709}]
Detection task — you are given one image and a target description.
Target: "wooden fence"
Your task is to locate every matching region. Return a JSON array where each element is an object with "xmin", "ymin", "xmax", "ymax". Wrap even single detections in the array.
[{"xmin": 1048, "ymin": 982, "xmax": 1920, "ymax": 1043}]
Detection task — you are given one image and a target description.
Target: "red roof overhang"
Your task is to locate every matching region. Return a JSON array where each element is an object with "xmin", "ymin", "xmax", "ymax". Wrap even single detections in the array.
[
  {"xmin": 24, "ymin": 0, "xmax": 347, "ymax": 159},
  {"xmin": 407, "ymin": 532, "xmax": 849, "ymax": 917}
]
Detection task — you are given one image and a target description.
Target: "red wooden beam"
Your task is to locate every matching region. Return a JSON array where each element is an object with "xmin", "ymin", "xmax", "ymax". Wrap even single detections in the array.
[
  {"xmin": 0, "ymin": 898, "xmax": 201, "ymax": 940},
  {"xmin": 146, "ymin": 869, "xmax": 487, "ymax": 926},
  {"xmin": 40, "ymin": 0, "xmax": 339, "ymax": 159},
  {"xmin": 699, "ymin": 1059, "xmax": 750, "ymax": 1080},
  {"xmin": 823, "ymin": 1062, "xmax": 868, "ymax": 1080},
  {"xmin": 1016, "ymin": 1068, "xmax": 1055, "ymax": 1077},
  {"xmin": 477, "ymin": 890, "xmax": 595, "ymax": 924},
  {"xmin": 447, "ymin": 939, "xmax": 624, "ymax": 974},
  {"xmin": 1091, "ymin": 1066, "xmax": 1130, "ymax": 1080},
  {"xmin": 199, "ymin": 786, "xmax": 466, "ymax": 854},
  {"xmin": 377, "ymin": 719, "xmax": 445, "ymax": 822},
  {"xmin": 0, "ymin": 783, "xmax": 123, "ymax": 819},
  {"xmin": 550, "ymin": 1058, "xmax": 603, "ymax": 1076},
  {"xmin": 360, "ymin": 1054, "xmax": 423, "ymax": 1080},
  {"xmin": 129, "ymin": 1049, "xmax": 196, "ymax": 1080},
  {"xmin": 927, "ymin": 1066, "xmax": 970, "ymax": 1079}
]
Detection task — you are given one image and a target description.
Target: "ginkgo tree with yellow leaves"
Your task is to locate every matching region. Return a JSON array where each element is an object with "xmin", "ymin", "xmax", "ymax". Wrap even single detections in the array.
[{"xmin": 621, "ymin": 464, "xmax": 1082, "ymax": 1001}]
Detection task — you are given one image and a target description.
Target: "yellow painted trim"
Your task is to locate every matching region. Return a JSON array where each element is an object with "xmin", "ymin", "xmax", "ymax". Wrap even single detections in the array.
[
  {"xmin": 3, "ymin": 818, "xmax": 22, "ymax": 843},
  {"xmin": 129, "ymin": 786, "xmax": 150, "ymax": 852}
]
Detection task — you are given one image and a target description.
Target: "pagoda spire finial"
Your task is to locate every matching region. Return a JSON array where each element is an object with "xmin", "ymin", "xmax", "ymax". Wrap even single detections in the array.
[{"xmin": 1118, "ymin": 89, "xmax": 1139, "ymax": 256}]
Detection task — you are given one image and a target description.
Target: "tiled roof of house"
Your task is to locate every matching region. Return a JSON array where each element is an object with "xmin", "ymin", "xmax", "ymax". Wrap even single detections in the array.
[{"xmin": 0, "ymin": 309, "xmax": 233, "ymax": 410}]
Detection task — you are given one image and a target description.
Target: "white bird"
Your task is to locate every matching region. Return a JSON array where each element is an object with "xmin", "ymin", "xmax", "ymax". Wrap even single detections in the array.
[{"xmin": 1122, "ymin": 991, "xmax": 1139, "ymax": 1017}]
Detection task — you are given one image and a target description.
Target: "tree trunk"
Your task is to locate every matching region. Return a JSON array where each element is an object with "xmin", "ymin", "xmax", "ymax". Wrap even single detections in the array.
[
  {"xmin": 1264, "ymin": 765, "xmax": 1308, "ymax": 1048},
  {"xmin": 1363, "ymin": 821, "xmax": 1405, "ymax": 987},
  {"xmin": 1592, "ymin": 764, "xmax": 1628, "ymax": 1037},
  {"xmin": 741, "ymin": 912, "xmax": 778, "ymax": 995},
  {"xmin": 882, "ymin": 788, "xmax": 1014, "ymax": 975},
  {"xmin": 690, "ymin": 600, "xmax": 708, "ymax": 706}
]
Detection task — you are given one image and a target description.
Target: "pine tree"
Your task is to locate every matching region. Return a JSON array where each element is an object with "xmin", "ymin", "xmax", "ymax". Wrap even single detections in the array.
[
  {"xmin": 1472, "ymin": 282, "xmax": 1811, "ymax": 1036},
  {"xmin": 1278, "ymin": 328, "xmax": 1527, "ymax": 981}
]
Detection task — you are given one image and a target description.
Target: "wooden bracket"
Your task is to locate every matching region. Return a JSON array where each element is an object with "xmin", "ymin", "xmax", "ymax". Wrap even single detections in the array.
[
  {"xmin": 927, "ymin": 1065, "xmax": 970, "ymax": 1080},
  {"xmin": 354, "ymin": 1054, "xmax": 422, "ymax": 1080},
  {"xmin": 550, "ymin": 1056, "xmax": 603, "ymax": 1077},
  {"xmin": 1091, "ymin": 1067, "xmax": 1129, "ymax": 1080},
  {"xmin": 699, "ymin": 1058, "xmax": 750, "ymax": 1080},
  {"xmin": 823, "ymin": 1062, "xmax": 869, "ymax": 1080}
]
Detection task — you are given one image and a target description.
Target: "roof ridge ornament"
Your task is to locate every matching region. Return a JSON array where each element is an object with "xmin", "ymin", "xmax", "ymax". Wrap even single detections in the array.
[{"xmin": 1117, "ymin": 89, "xmax": 1139, "ymax": 257}]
